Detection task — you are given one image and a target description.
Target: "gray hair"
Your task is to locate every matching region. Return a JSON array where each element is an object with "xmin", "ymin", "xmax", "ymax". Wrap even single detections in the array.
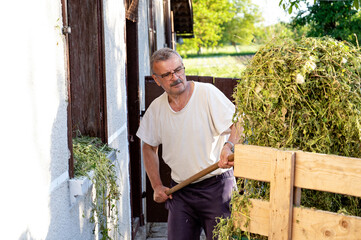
[{"xmin": 150, "ymin": 48, "xmax": 183, "ymax": 74}]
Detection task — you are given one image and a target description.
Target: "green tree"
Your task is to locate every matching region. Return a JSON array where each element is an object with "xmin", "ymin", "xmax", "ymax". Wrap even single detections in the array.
[
  {"xmin": 177, "ymin": 0, "xmax": 234, "ymax": 54},
  {"xmin": 291, "ymin": 1, "xmax": 361, "ymax": 46},
  {"xmin": 253, "ymin": 22, "xmax": 306, "ymax": 45},
  {"xmin": 279, "ymin": 0, "xmax": 361, "ymax": 13},
  {"xmin": 220, "ymin": 0, "xmax": 262, "ymax": 51}
]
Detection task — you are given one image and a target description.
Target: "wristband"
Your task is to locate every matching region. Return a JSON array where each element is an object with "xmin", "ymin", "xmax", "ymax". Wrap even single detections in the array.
[{"xmin": 224, "ymin": 141, "xmax": 234, "ymax": 153}]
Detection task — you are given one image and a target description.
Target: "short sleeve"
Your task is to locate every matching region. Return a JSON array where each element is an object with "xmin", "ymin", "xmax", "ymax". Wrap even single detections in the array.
[
  {"xmin": 207, "ymin": 84, "xmax": 235, "ymax": 135},
  {"xmin": 136, "ymin": 101, "xmax": 161, "ymax": 147}
]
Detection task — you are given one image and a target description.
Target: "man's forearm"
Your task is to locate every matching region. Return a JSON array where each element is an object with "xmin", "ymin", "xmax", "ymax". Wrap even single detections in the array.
[
  {"xmin": 228, "ymin": 122, "xmax": 243, "ymax": 145},
  {"xmin": 142, "ymin": 143, "xmax": 163, "ymax": 190}
]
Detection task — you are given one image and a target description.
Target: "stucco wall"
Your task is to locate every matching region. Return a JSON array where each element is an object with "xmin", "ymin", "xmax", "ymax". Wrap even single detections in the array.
[
  {"xmin": 155, "ymin": 0, "xmax": 166, "ymax": 50},
  {"xmin": 0, "ymin": 0, "xmax": 83, "ymax": 239},
  {"xmin": 0, "ymin": 0, "xmax": 131, "ymax": 239},
  {"xmin": 138, "ymin": 0, "xmax": 166, "ymax": 112},
  {"xmin": 138, "ymin": 0, "xmax": 151, "ymax": 112},
  {"xmin": 103, "ymin": 0, "xmax": 132, "ymax": 238}
]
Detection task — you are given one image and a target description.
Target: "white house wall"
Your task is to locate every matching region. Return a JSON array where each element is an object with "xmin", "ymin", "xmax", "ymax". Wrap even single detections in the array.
[
  {"xmin": 102, "ymin": 0, "xmax": 132, "ymax": 238},
  {"xmin": 138, "ymin": 0, "xmax": 166, "ymax": 113},
  {"xmin": 138, "ymin": 0, "xmax": 151, "ymax": 113},
  {"xmin": 155, "ymin": 0, "xmax": 166, "ymax": 50},
  {"xmin": 0, "ymin": 0, "xmax": 87, "ymax": 239},
  {"xmin": 0, "ymin": 0, "xmax": 132, "ymax": 239}
]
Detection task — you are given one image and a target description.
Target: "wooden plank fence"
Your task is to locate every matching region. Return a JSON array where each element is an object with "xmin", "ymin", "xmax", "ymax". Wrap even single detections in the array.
[{"xmin": 233, "ymin": 144, "xmax": 361, "ymax": 239}]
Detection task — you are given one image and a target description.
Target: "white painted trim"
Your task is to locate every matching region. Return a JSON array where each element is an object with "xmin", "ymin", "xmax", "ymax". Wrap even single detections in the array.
[
  {"xmin": 108, "ymin": 123, "xmax": 127, "ymax": 144},
  {"xmin": 49, "ymin": 171, "xmax": 69, "ymax": 193}
]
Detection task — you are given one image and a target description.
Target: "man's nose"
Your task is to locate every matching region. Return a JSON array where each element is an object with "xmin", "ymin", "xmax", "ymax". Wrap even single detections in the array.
[{"xmin": 170, "ymin": 72, "xmax": 178, "ymax": 79}]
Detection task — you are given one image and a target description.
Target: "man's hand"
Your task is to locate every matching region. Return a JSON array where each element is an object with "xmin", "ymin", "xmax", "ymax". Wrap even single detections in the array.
[
  {"xmin": 218, "ymin": 144, "xmax": 234, "ymax": 169},
  {"xmin": 153, "ymin": 185, "xmax": 173, "ymax": 203}
]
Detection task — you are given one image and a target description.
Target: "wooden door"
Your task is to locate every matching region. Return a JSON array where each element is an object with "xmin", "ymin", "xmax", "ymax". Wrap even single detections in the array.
[{"xmin": 126, "ymin": 18, "xmax": 145, "ymax": 237}]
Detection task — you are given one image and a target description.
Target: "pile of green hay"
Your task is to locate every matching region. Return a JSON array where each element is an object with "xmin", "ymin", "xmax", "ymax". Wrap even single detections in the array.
[
  {"xmin": 215, "ymin": 37, "xmax": 361, "ymax": 239},
  {"xmin": 234, "ymin": 37, "xmax": 361, "ymax": 157}
]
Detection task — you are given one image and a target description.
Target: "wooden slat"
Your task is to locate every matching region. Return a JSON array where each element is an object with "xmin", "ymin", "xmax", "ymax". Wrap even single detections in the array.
[
  {"xmin": 233, "ymin": 199, "xmax": 270, "ymax": 237},
  {"xmin": 214, "ymin": 78, "xmax": 238, "ymax": 102},
  {"xmin": 144, "ymin": 77, "xmax": 164, "ymax": 108},
  {"xmin": 233, "ymin": 145, "xmax": 272, "ymax": 182},
  {"xmin": 294, "ymin": 151, "xmax": 361, "ymax": 198},
  {"xmin": 269, "ymin": 151, "xmax": 295, "ymax": 240},
  {"xmin": 292, "ymin": 207, "xmax": 361, "ymax": 239},
  {"xmin": 187, "ymin": 75, "xmax": 213, "ymax": 84}
]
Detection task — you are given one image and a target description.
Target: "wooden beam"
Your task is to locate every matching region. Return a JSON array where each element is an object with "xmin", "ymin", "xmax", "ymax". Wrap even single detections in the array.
[
  {"xmin": 269, "ymin": 151, "xmax": 295, "ymax": 240},
  {"xmin": 292, "ymin": 206, "xmax": 361, "ymax": 239},
  {"xmin": 294, "ymin": 151, "xmax": 361, "ymax": 198}
]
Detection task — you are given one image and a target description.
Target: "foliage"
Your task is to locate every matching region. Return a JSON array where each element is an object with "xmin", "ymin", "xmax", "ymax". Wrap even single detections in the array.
[
  {"xmin": 73, "ymin": 135, "xmax": 120, "ymax": 240},
  {"xmin": 177, "ymin": 0, "xmax": 234, "ymax": 54},
  {"xmin": 234, "ymin": 37, "xmax": 361, "ymax": 157},
  {"xmin": 215, "ymin": 36, "xmax": 361, "ymax": 238},
  {"xmin": 252, "ymin": 22, "xmax": 304, "ymax": 45},
  {"xmin": 213, "ymin": 179, "xmax": 269, "ymax": 240},
  {"xmin": 291, "ymin": 0, "xmax": 361, "ymax": 46},
  {"xmin": 220, "ymin": 0, "xmax": 262, "ymax": 47},
  {"xmin": 279, "ymin": 0, "xmax": 361, "ymax": 14}
]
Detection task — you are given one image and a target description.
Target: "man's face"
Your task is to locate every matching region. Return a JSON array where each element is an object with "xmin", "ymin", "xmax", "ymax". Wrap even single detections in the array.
[{"xmin": 152, "ymin": 54, "xmax": 188, "ymax": 96}]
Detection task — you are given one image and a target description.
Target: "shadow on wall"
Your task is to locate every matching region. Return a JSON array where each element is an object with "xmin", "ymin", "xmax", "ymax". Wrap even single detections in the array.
[
  {"xmin": 19, "ymin": 229, "xmax": 35, "ymax": 240},
  {"xmin": 45, "ymin": 69, "xmax": 95, "ymax": 239}
]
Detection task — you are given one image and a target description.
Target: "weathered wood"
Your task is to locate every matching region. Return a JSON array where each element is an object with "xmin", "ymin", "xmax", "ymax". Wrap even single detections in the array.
[
  {"xmin": 214, "ymin": 78, "xmax": 238, "ymax": 102},
  {"xmin": 68, "ymin": 0, "xmax": 107, "ymax": 140},
  {"xmin": 269, "ymin": 151, "xmax": 295, "ymax": 240},
  {"xmin": 292, "ymin": 207, "xmax": 361, "ymax": 239},
  {"xmin": 187, "ymin": 75, "xmax": 214, "ymax": 84},
  {"xmin": 294, "ymin": 151, "xmax": 361, "ymax": 198}
]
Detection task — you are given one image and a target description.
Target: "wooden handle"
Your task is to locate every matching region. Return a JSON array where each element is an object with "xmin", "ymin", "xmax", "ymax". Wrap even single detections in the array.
[{"xmin": 165, "ymin": 153, "xmax": 234, "ymax": 196}]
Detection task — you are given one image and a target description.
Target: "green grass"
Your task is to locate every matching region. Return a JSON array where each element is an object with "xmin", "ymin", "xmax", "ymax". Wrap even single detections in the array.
[
  {"xmin": 181, "ymin": 44, "xmax": 259, "ymax": 78},
  {"xmin": 183, "ymin": 55, "xmax": 252, "ymax": 78},
  {"xmin": 179, "ymin": 44, "xmax": 260, "ymax": 57}
]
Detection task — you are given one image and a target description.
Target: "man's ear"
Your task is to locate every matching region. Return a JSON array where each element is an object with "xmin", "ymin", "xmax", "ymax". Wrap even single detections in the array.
[{"xmin": 152, "ymin": 75, "xmax": 161, "ymax": 87}]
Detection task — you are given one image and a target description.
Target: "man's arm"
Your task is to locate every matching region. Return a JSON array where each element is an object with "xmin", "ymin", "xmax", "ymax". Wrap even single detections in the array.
[
  {"xmin": 218, "ymin": 122, "xmax": 243, "ymax": 168},
  {"xmin": 142, "ymin": 142, "xmax": 172, "ymax": 203}
]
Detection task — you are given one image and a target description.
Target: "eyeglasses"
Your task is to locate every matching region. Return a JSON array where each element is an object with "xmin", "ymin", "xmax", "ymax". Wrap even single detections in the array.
[{"xmin": 154, "ymin": 66, "xmax": 185, "ymax": 81}]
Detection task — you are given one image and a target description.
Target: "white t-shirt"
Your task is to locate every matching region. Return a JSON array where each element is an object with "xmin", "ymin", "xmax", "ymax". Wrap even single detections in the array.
[{"xmin": 136, "ymin": 81, "xmax": 235, "ymax": 183}]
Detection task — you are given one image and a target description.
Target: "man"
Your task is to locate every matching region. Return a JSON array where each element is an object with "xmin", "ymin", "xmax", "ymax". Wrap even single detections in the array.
[{"xmin": 136, "ymin": 48, "xmax": 241, "ymax": 239}]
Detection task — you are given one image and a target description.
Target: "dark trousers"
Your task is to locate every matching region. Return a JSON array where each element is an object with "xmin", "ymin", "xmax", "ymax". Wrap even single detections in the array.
[{"xmin": 166, "ymin": 170, "xmax": 235, "ymax": 240}]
